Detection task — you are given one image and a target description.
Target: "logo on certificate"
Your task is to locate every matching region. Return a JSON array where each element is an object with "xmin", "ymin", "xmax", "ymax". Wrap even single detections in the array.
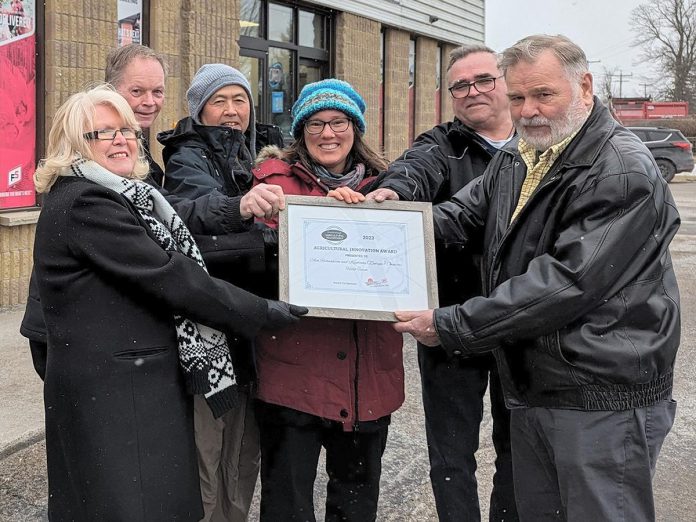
[
  {"xmin": 321, "ymin": 226, "xmax": 347, "ymax": 244},
  {"xmin": 365, "ymin": 277, "xmax": 389, "ymax": 288}
]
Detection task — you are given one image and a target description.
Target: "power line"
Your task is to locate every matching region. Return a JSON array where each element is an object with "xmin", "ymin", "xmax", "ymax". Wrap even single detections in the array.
[
  {"xmin": 639, "ymin": 83, "xmax": 651, "ymax": 98},
  {"xmin": 616, "ymin": 70, "xmax": 633, "ymax": 98}
]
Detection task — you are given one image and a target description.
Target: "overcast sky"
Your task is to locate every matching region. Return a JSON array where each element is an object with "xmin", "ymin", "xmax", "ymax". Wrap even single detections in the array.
[{"xmin": 485, "ymin": 0, "xmax": 655, "ymax": 98}]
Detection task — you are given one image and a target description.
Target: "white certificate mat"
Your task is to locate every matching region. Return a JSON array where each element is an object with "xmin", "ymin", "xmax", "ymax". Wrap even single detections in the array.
[{"xmin": 279, "ymin": 196, "xmax": 439, "ymax": 321}]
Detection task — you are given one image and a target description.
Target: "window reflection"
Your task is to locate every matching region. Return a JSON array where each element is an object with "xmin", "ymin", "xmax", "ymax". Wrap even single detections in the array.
[
  {"xmin": 239, "ymin": 55, "xmax": 263, "ymax": 122},
  {"xmin": 269, "ymin": 3, "xmax": 293, "ymax": 42},
  {"xmin": 299, "ymin": 62, "xmax": 322, "ymax": 92},
  {"xmin": 299, "ymin": 10, "xmax": 324, "ymax": 48},
  {"xmin": 240, "ymin": 0, "xmax": 261, "ymax": 37},
  {"xmin": 268, "ymin": 47, "xmax": 293, "ymax": 137},
  {"xmin": 239, "ymin": 1, "xmax": 330, "ymax": 135}
]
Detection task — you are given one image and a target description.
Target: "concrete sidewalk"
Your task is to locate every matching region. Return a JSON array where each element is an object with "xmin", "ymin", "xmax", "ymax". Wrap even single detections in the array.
[{"xmin": 0, "ymin": 306, "xmax": 44, "ymax": 459}]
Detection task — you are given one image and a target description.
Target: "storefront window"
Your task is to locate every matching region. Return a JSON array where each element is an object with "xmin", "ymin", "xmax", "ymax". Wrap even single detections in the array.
[
  {"xmin": 268, "ymin": 2, "xmax": 293, "ymax": 43},
  {"xmin": 239, "ymin": 1, "xmax": 331, "ymax": 140},
  {"xmin": 239, "ymin": 54, "xmax": 263, "ymax": 121},
  {"xmin": 268, "ymin": 47, "xmax": 293, "ymax": 135},
  {"xmin": 298, "ymin": 10, "xmax": 324, "ymax": 48},
  {"xmin": 240, "ymin": 0, "xmax": 262, "ymax": 38}
]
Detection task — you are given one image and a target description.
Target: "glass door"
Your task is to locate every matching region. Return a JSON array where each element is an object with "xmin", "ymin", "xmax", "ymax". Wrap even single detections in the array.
[{"xmin": 239, "ymin": 50, "xmax": 266, "ymax": 129}]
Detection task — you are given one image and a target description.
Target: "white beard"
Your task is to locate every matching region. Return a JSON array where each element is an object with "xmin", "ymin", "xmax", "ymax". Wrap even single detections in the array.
[{"xmin": 515, "ymin": 92, "xmax": 590, "ymax": 152}]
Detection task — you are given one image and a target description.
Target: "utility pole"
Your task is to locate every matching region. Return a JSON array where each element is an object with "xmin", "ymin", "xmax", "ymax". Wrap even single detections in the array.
[
  {"xmin": 617, "ymin": 70, "xmax": 633, "ymax": 98},
  {"xmin": 640, "ymin": 83, "xmax": 651, "ymax": 99}
]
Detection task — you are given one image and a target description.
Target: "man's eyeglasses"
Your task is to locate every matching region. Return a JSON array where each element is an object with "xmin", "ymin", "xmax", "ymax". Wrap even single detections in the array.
[
  {"xmin": 83, "ymin": 128, "xmax": 141, "ymax": 141},
  {"xmin": 448, "ymin": 75, "xmax": 504, "ymax": 99},
  {"xmin": 304, "ymin": 118, "xmax": 351, "ymax": 135}
]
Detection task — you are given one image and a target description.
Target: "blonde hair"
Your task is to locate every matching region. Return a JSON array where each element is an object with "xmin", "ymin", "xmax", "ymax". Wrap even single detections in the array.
[{"xmin": 35, "ymin": 84, "xmax": 150, "ymax": 193}]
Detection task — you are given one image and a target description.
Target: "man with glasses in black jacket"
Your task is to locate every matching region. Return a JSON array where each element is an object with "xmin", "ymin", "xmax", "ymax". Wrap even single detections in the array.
[{"xmin": 368, "ymin": 44, "xmax": 518, "ymax": 522}]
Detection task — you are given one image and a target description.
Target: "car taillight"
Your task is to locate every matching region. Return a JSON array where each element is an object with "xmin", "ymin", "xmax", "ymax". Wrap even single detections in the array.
[{"xmin": 672, "ymin": 141, "xmax": 692, "ymax": 150}]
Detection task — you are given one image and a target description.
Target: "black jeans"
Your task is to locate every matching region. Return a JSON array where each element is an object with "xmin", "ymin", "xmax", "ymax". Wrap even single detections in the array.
[
  {"xmin": 418, "ymin": 344, "xmax": 518, "ymax": 522},
  {"xmin": 256, "ymin": 401, "xmax": 389, "ymax": 522}
]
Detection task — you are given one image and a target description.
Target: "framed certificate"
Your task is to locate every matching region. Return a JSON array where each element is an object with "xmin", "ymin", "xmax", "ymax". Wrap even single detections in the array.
[{"xmin": 279, "ymin": 195, "xmax": 439, "ymax": 321}]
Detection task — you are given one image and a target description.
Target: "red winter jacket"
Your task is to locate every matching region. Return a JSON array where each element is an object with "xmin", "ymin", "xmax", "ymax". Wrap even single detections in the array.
[{"xmin": 251, "ymin": 148, "xmax": 405, "ymax": 430}]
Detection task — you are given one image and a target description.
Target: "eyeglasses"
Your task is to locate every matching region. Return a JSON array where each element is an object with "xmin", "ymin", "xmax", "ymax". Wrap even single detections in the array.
[
  {"xmin": 448, "ymin": 75, "xmax": 504, "ymax": 99},
  {"xmin": 83, "ymin": 128, "xmax": 141, "ymax": 141},
  {"xmin": 304, "ymin": 118, "xmax": 351, "ymax": 135}
]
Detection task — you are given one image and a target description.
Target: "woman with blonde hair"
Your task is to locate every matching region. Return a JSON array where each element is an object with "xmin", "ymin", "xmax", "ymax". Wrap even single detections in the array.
[{"xmin": 32, "ymin": 84, "xmax": 305, "ymax": 521}]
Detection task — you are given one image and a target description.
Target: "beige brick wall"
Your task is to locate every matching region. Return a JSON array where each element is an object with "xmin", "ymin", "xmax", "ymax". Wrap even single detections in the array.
[
  {"xmin": 334, "ymin": 13, "xmax": 382, "ymax": 152},
  {"xmin": 44, "ymin": 0, "xmax": 117, "ymax": 142},
  {"xmin": 149, "ymin": 0, "xmax": 185, "ymax": 134},
  {"xmin": 0, "ymin": 223, "xmax": 34, "ymax": 307},
  {"xmin": 383, "ymin": 28, "xmax": 410, "ymax": 161},
  {"xmin": 440, "ymin": 43, "xmax": 458, "ymax": 122},
  {"xmin": 414, "ymin": 37, "xmax": 438, "ymax": 137}
]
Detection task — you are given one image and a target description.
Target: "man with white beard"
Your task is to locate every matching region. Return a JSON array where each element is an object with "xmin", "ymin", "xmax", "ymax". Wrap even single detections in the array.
[{"xmin": 393, "ymin": 34, "xmax": 680, "ymax": 521}]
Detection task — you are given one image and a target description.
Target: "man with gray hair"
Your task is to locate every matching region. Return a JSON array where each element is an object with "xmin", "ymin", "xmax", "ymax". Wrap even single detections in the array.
[
  {"xmin": 105, "ymin": 43, "xmax": 167, "ymax": 184},
  {"xmin": 394, "ymin": 34, "xmax": 680, "ymax": 520},
  {"xmin": 369, "ymin": 44, "xmax": 518, "ymax": 521}
]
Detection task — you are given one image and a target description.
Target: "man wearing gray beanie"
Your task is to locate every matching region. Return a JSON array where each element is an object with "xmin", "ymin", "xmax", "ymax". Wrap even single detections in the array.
[
  {"xmin": 158, "ymin": 63, "xmax": 285, "ymax": 522},
  {"xmin": 186, "ymin": 63, "xmax": 258, "ymax": 157}
]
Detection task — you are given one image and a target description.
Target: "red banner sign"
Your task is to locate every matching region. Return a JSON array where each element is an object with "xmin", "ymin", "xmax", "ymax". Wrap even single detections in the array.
[{"xmin": 0, "ymin": 0, "xmax": 36, "ymax": 209}]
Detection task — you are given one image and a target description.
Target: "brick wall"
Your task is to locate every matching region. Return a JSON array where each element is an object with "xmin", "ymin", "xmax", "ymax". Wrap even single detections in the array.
[
  {"xmin": 414, "ymin": 37, "xmax": 438, "ymax": 137},
  {"xmin": 334, "ymin": 13, "xmax": 382, "ymax": 152},
  {"xmin": 383, "ymin": 28, "xmax": 410, "ymax": 161},
  {"xmin": 440, "ymin": 43, "xmax": 458, "ymax": 122},
  {"xmin": 44, "ymin": 1, "xmax": 117, "ymax": 141},
  {"xmin": 0, "ymin": 216, "xmax": 35, "ymax": 308}
]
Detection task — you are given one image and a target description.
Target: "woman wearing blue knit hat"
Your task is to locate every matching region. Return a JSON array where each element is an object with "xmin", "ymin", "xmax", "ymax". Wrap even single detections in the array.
[{"xmin": 251, "ymin": 79, "xmax": 405, "ymax": 521}]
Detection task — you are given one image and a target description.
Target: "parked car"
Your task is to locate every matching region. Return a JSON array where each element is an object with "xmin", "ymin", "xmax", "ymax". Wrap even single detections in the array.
[{"xmin": 627, "ymin": 126, "xmax": 694, "ymax": 182}]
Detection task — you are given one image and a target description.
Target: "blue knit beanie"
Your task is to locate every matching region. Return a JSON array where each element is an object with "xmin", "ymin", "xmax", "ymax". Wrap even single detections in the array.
[{"xmin": 291, "ymin": 79, "xmax": 366, "ymax": 138}]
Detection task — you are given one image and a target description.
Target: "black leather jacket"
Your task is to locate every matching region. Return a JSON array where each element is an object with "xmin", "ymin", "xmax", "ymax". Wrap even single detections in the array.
[
  {"xmin": 373, "ymin": 119, "xmax": 501, "ymax": 305},
  {"xmin": 433, "ymin": 99, "xmax": 681, "ymax": 410}
]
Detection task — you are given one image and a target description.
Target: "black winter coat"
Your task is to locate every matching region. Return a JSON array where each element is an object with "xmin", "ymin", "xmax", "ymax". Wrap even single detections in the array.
[
  {"xmin": 373, "ymin": 119, "xmax": 500, "ymax": 305},
  {"xmin": 34, "ymin": 176, "xmax": 269, "ymax": 521},
  {"xmin": 20, "ymin": 161, "xmax": 252, "ymax": 377},
  {"xmin": 433, "ymin": 99, "xmax": 681, "ymax": 411},
  {"xmin": 158, "ymin": 118, "xmax": 282, "ymax": 298}
]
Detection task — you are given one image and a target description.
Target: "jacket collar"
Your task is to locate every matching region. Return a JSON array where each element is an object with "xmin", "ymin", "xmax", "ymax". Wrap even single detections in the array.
[
  {"xmin": 500, "ymin": 96, "xmax": 616, "ymax": 170},
  {"xmin": 450, "ymin": 118, "xmax": 507, "ymax": 157}
]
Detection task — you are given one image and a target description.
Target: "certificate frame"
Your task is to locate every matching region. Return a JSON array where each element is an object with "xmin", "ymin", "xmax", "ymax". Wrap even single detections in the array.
[{"xmin": 279, "ymin": 195, "xmax": 439, "ymax": 321}]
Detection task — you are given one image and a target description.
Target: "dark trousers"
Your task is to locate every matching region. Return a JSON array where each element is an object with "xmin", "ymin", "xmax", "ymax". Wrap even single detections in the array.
[
  {"xmin": 256, "ymin": 401, "xmax": 389, "ymax": 522},
  {"xmin": 510, "ymin": 401, "xmax": 677, "ymax": 522},
  {"xmin": 418, "ymin": 344, "xmax": 517, "ymax": 522}
]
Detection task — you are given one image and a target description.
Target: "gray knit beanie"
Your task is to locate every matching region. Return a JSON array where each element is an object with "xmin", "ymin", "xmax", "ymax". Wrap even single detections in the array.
[{"xmin": 186, "ymin": 63, "xmax": 256, "ymax": 157}]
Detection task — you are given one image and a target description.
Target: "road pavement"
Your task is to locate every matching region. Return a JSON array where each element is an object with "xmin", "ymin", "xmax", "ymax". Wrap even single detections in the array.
[{"xmin": 1, "ymin": 177, "xmax": 695, "ymax": 521}]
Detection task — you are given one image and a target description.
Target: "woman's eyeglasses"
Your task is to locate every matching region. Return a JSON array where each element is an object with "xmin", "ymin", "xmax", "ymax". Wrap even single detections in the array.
[
  {"xmin": 304, "ymin": 118, "xmax": 351, "ymax": 135},
  {"xmin": 83, "ymin": 128, "xmax": 141, "ymax": 141}
]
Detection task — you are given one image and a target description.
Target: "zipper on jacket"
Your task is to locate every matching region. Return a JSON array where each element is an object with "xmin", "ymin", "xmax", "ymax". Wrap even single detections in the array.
[
  {"xmin": 352, "ymin": 322, "xmax": 360, "ymax": 433},
  {"xmin": 488, "ymin": 161, "xmax": 563, "ymax": 292}
]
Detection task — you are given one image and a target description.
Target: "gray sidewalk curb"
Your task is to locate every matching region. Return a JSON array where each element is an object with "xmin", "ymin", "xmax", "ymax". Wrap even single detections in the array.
[{"xmin": 0, "ymin": 428, "xmax": 45, "ymax": 460}]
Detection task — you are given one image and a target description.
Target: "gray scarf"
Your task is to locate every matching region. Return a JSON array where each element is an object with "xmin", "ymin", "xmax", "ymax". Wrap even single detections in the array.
[
  {"xmin": 311, "ymin": 157, "xmax": 366, "ymax": 191},
  {"xmin": 66, "ymin": 158, "xmax": 237, "ymax": 418}
]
